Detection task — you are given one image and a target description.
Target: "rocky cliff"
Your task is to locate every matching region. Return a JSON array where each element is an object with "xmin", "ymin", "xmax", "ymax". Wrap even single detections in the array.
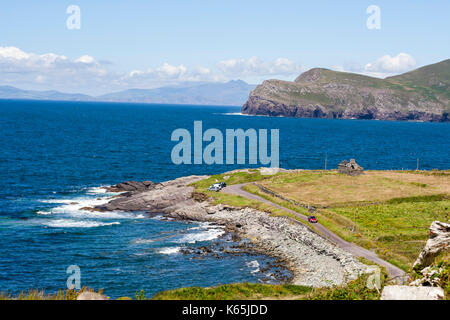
[{"xmin": 242, "ymin": 59, "xmax": 450, "ymax": 121}]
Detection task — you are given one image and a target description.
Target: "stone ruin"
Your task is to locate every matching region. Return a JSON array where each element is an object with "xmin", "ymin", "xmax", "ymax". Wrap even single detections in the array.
[{"xmin": 338, "ymin": 159, "xmax": 364, "ymax": 176}]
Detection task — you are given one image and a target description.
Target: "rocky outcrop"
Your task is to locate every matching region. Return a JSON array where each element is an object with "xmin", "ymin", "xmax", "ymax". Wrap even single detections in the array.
[
  {"xmin": 106, "ymin": 180, "xmax": 157, "ymax": 192},
  {"xmin": 413, "ymin": 221, "xmax": 450, "ymax": 268},
  {"xmin": 410, "ymin": 265, "xmax": 447, "ymax": 287},
  {"xmin": 99, "ymin": 175, "xmax": 208, "ymax": 212},
  {"xmin": 380, "ymin": 285, "xmax": 444, "ymax": 300},
  {"xmin": 242, "ymin": 60, "xmax": 450, "ymax": 122},
  {"xmin": 338, "ymin": 159, "xmax": 364, "ymax": 176}
]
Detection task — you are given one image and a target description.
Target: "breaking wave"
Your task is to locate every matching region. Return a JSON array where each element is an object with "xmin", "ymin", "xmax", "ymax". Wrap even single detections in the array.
[
  {"xmin": 43, "ymin": 219, "xmax": 120, "ymax": 228},
  {"xmin": 177, "ymin": 223, "xmax": 225, "ymax": 244},
  {"xmin": 158, "ymin": 247, "xmax": 181, "ymax": 255},
  {"xmin": 36, "ymin": 186, "xmax": 142, "ymax": 228}
]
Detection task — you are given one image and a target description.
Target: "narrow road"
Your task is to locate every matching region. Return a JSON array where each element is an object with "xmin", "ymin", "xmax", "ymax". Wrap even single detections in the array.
[{"xmin": 222, "ymin": 183, "xmax": 406, "ymax": 284}]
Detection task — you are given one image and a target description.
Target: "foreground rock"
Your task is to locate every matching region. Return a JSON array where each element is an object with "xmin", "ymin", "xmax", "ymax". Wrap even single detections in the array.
[
  {"xmin": 381, "ymin": 285, "xmax": 444, "ymax": 300},
  {"xmin": 95, "ymin": 173, "xmax": 369, "ymax": 288},
  {"xmin": 413, "ymin": 221, "xmax": 450, "ymax": 268},
  {"xmin": 77, "ymin": 292, "xmax": 108, "ymax": 300},
  {"xmin": 410, "ymin": 265, "xmax": 447, "ymax": 287}
]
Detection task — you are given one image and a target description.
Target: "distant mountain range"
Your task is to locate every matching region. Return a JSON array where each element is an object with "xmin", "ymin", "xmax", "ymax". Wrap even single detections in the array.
[
  {"xmin": 0, "ymin": 80, "xmax": 256, "ymax": 106},
  {"xmin": 0, "ymin": 86, "xmax": 93, "ymax": 102},
  {"xmin": 242, "ymin": 59, "xmax": 450, "ymax": 122}
]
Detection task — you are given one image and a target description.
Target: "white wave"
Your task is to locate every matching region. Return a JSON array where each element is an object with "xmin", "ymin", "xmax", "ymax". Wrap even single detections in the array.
[
  {"xmin": 43, "ymin": 219, "xmax": 120, "ymax": 228},
  {"xmin": 86, "ymin": 186, "xmax": 108, "ymax": 194},
  {"xmin": 218, "ymin": 112, "xmax": 272, "ymax": 117},
  {"xmin": 36, "ymin": 186, "xmax": 145, "ymax": 229},
  {"xmin": 134, "ymin": 238, "xmax": 155, "ymax": 244},
  {"xmin": 38, "ymin": 196, "xmax": 143, "ymax": 220},
  {"xmin": 177, "ymin": 224, "xmax": 225, "ymax": 244},
  {"xmin": 158, "ymin": 247, "xmax": 181, "ymax": 255},
  {"xmin": 151, "ymin": 215, "xmax": 174, "ymax": 221},
  {"xmin": 86, "ymin": 186, "xmax": 125, "ymax": 196},
  {"xmin": 40, "ymin": 199, "xmax": 80, "ymax": 204},
  {"xmin": 36, "ymin": 210, "xmax": 52, "ymax": 215},
  {"xmin": 246, "ymin": 260, "xmax": 260, "ymax": 274}
]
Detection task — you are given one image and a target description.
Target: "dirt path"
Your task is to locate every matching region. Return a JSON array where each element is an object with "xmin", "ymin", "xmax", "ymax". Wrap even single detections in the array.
[{"xmin": 222, "ymin": 183, "xmax": 407, "ymax": 284}]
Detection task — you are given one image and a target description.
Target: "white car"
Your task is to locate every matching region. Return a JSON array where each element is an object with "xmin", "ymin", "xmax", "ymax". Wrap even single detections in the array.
[{"xmin": 208, "ymin": 184, "xmax": 222, "ymax": 192}]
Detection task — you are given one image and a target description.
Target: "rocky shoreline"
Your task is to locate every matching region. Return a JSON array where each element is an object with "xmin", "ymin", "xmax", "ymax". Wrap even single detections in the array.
[{"xmin": 94, "ymin": 173, "xmax": 369, "ymax": 288}]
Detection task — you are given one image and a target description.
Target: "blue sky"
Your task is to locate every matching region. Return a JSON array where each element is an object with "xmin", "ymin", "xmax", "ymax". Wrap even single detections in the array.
[{"xmin": 0, "ymin": 0, "xmax": 449, "ymax": 94}]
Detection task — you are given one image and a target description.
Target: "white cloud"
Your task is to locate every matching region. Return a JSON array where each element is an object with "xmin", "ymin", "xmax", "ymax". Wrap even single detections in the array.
[
  {"xmin": 218, "ymin": 56, "xmax": 303, "ymax": 77},
  {"xmin": 364, "ymin": 53, "xmax": 416, "ymax": 74},
  {"xmin": 122, "ymin": 63, "xmax": 223, "ymax": 87},
  {"xmin": 0, "ymin": 45, "xmax": 111, "ymax": 93},
  {"xmin": 75, "ymin": 55, "xmax": 95, "ymax": 64},
  {"xmin": 330, "ymin": 53, "xmax": 417, "ymax": 78},
  {"xmin": 156, "ymin": 63, "xmax": 187, "ymax": 78},
  {"xmin": 0, "ymin": 46, "xmax": 305, "ymax": 94},
  {"xmin": 0, "ymin": 46, "xmax": 31, "ymax": 60}
]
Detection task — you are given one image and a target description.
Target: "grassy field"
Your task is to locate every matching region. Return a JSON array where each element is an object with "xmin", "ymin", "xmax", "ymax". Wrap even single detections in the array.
[
  {"xmin": 153, "ymin": 269, "xmax": 388, "ymax": 300},
  {"xmin": 191, "ymin": 169, "xmax": 449, "ymax": 271},
  {"xmin": 257, "ymin": 170, "xmax": 450, "ymax": 207},
  {"xmin": 251, "ymin": 170, "xmax": 450, "ymax": 271}
]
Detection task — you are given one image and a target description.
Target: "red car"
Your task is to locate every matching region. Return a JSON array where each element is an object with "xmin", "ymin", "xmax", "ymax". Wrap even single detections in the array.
[{"xmin": 308, "ymin": 216, "xmax": 318, "ymax": 223}]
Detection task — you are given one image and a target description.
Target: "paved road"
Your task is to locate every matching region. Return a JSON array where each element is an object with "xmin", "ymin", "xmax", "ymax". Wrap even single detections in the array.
[{"xmin": 222, "ymin": 183, "xmax": 406, "ymax": 283}]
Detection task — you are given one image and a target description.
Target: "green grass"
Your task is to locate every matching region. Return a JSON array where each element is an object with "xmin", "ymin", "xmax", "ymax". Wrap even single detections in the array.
[
  {"xmin": 152, "ymin": 270, "xmax": 389, "ymax": 300},
  {"xmin": 0, "ymin": 287, "xmax": 106, "ymax": 300},
  {"xmin": 152, "ymin": 283, "xmax": 312, "ymax": 300},
  {"xmin": 192, "ymin": 169, "xmax": 272, "ymax": 189},
  {"xmin": 314, "ymin": 198, "xmax": 450, "ymax": 271},
  {"xmin": 229, "ymin": 170, "xmax": 449, "ymax": 272}
]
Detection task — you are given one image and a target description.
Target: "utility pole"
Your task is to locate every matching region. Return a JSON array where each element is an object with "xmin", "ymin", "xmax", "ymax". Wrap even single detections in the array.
[
  {"xmin": 324, "ymin": 153, "xmax": 328, "ymax": 170},
  {"xmin": 416, "ymin": 158, "xmax": 419, "ymax": 171}
]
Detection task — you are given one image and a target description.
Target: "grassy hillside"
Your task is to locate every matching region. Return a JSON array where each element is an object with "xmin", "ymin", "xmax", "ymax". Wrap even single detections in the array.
[
  {"xmin": 388, "ymin": 59, "xmax": 450, "ymax": 100},
  {"xmin": 243, "ymin": 59, "xmax": 450, "ymax": 121}
]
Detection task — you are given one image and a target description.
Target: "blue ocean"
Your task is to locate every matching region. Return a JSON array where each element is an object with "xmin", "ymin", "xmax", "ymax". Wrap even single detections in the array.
[{"xmin": 0, "ymin": 99, "xmax": 449, "ymax": 298}]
